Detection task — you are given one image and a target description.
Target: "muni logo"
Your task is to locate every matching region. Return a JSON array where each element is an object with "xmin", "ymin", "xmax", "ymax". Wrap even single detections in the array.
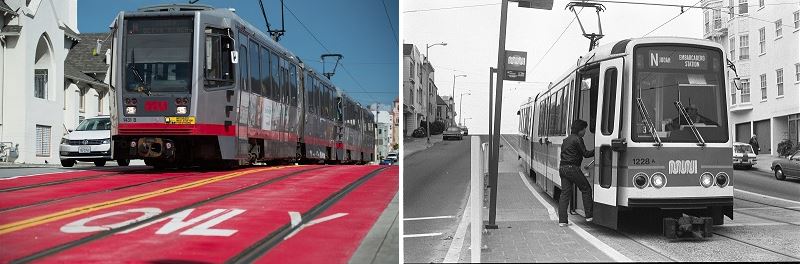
[{"xmin": 668, "ymin": 160, "xmax": 697, "ymax": 174}]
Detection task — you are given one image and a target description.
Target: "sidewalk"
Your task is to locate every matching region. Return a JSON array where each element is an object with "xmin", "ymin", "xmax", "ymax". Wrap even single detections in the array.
[
  {"xmin": 403, "ymin": 134, "xmax": 443, "ymax": 158},
  {"xmin": 350, "ymin": 193, "xmax": 399, "ymax": 264},
  {"xmin": 750, "ymin": 154, "xmax": 780, "ymax": 173},
  {"xmin": 479, "ymin": 136, "xmax": 621, "ymax": 263}
]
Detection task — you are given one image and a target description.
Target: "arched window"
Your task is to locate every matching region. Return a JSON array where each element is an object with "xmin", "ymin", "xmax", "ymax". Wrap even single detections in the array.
[{"xmin": 34, "ymin": 34, "xmax": 53, "ymax": 100}]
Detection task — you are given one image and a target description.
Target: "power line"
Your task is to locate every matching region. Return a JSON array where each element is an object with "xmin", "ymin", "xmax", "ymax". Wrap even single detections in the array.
[
  {"xmin": 403, "ymin": 3, "xmax": 499, "ymax": 13},
  {"xmin": 281, "ymin": 2, "xmax": 382, "ymax": 103},
  {"xmin": 642, "ymin": 0, "xmax": 703, "ymax": 37},
  {"xmin": 530, "ymin": 8, "xmax": 582, "ymax": 75},
  {"xmin": 381, "ymin": 0, "xmax": 398, "ymax": 43}
]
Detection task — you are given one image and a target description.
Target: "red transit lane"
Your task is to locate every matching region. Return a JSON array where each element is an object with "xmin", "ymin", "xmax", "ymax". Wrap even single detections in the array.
[
  {"xmin": 259, "ymin": 165, "xmax": 398, "ymax": 264},
  {"xmin": 0, "ymin": 165, "xmax": 309, "ymax": 262},
  {"xmin": 0, "ymin": 167, "xmax": 142, "ymax": 190},
  {"xmin": 38, "ymin": 165, "xmax": 393, "ymax": 263}
]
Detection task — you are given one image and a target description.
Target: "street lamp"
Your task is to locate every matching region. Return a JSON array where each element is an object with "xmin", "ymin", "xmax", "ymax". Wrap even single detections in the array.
[
  {"xmin": 459, "ymin": 92, "xmax": 471, "ymax": 126},
  {"xmin": 425, "ymin": 42, "xmax": 447, "ymax": 60},
  {"xmin": 423, "ymin": 42, "xmax": 447, "ymax": 145},
  {"xmin": 451, "ymin": 74, "xmax": 467, "ymax": 100}
]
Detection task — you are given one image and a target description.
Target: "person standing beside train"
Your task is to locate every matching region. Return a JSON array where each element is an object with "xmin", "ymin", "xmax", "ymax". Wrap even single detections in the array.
[
  {"xmin": 749, "ymin": 135, "xmax": 760, "ymax": 155},
  {"xmin": 558, "ymin": 120, "xmax": 595, "ymax": 227}
]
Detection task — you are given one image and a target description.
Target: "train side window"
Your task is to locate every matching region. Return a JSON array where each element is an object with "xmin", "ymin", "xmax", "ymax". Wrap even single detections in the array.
[
  {"xmin": 239, "ymin": 44, "xmax": 248, "ymax": 92},
  {"xmin": 249, "ymin": 39, "xmax": 260, "ymax": 95},
  {"xmin": 579, "ymin": 68, "xmax": 600, "ymax": 133},
  {"xmin": 270, "ymin": 52, "xmax": 279, "ymax": 101},
  {"xmin": 601, "ymin": 68, "xmax": 618, "ymax": 135},
  {"xmin": 289, "ymin": 63, "xmax": 298, "ymax": 106},
  {"xmin": 204, "ymin": 28, "xmax": 234, "ymax": 87},
  {"xmin": 260, "ymin": 47, "xmax": 270, "ymax": 98}
]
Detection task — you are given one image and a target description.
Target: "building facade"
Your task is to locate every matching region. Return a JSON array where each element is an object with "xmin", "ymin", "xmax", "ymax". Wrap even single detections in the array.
[
  {"xmin": 403, "ymin": 43, "xmax": 439, "ymax": 137},
  {"xmin": 391, "ymin": 97, "xmax": 399, "ymax": 149},
  {"xmin": 702, "ymin": 0, "xmax": 800, "ymax": 155},
  {"xmin": 373, "ymin": 110, "xmax": 392, "ymax": 160},
  {"xmin": 0, "ymin": 0, "xmax": 86, "ymax": 164},
  {"xmin": 441, "ymin": 95, "xmax": 456, "ymax": 126}
]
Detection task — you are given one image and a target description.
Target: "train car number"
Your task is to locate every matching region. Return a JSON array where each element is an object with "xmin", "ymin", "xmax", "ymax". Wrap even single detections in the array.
[
  {"xmin": 165, "ymin": 116, "xmax": 196, "ymax": 125},
  {"xmin": 632, "ymin": 158, "xmax": 655, "ymax": 165}
]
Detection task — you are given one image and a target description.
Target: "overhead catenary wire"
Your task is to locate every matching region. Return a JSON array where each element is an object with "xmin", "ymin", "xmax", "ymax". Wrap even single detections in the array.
[
  {"xmin": 281, "ymin": 2, "xmax": 383, "ymax": 104},
  {"xmin": 381, "ymin": 0, "xmax": 398, "ymax": 43},
  {"xmin": 642, "ymin": 0, "xmax": 703, "ymax": 37}
]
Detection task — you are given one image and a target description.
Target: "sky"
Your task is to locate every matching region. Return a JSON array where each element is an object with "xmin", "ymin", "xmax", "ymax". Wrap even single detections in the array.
[
  {"xmin": 77, "ymin": 0, "xmax": 399, "ymax": 110},
  {"xmin": 403, "ymin": 0, "xmax": 711, "ymax": 134}
]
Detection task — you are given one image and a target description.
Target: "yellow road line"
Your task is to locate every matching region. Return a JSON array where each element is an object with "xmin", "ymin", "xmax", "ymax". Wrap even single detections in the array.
[{"xmin": 0, "ymin": 166, "xmax": 293, "ymax": 235}]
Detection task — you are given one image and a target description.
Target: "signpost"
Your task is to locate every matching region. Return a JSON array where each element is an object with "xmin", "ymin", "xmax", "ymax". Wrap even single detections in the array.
[{"xmin": 487, "ymin": 0, "xmax": 552, "ymax": 229}]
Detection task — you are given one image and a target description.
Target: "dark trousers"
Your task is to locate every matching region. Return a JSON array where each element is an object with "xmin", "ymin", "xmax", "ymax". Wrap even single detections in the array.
[{"xmin": 558, "ymin": 165, "xmax": 593, "ymax": 223}]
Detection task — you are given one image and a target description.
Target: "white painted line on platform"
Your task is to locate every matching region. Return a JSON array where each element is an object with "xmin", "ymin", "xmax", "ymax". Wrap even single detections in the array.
[
  {"xmin": 519, "ymin": 172, "xmax": 558, "ymax": 221},
  {"xmin": 444, "ymin": 193, "xmax": 471, "ymax": 263},
  {"xmin": 723, "ymin": 222, "xmax": 799, "ymax": 227},
  {"xmin": 735, "ymin": 189, "xmax": 800, "ymax": 206},
  {"xmin": 517, "ymin": 170, "xmax": 631, "ymax": 262},
  {"xmin": 402, "ymin": 232, "xmax": 443, "ymax": 238},
  {"xmin": 403, "ymin": 216, "xmax": 455, "ymax": 221}
]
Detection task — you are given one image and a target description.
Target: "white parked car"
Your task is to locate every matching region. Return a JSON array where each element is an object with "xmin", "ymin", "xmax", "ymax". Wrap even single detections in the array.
[
  {"xmin": 60, "ymin": 116, "xmax": 129, "ymax": 167},
  {"xmin": 732, "ymin": 142, "xmax": 757, "ymax": 169}
]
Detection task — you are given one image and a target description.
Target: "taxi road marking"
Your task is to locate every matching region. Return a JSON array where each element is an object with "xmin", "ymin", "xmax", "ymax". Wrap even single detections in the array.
[
  {"xmin": 284, "ymin": 211, "xmax": 348, "ymax": 240},
  {"xmin": 0, "ymin": 166, "xmax": 289, "ymax": 235}
]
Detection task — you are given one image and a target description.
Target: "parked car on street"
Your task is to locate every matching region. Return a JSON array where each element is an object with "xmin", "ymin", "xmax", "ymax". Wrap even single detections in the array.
[
  {"xmin": 379, "ymin": 158, "xmax": 395, "ymax": 165},
  {"xmin": 386, "ymin": 152, "xmax": 398, "ymax": 161},
  {"xmin": 732, "ymin": 142, "xmax": 757, "ymax": 169},
  {"xmin": 443, "ymin": 127, "xmax": 463, "ymax": 140},
  {"xmin": 771, "ymin": 150, "xmax": 800, "ymax": 180},
  {"xmin": 60, "ymin": 116, "xmax": 129, "ymax": 167}
]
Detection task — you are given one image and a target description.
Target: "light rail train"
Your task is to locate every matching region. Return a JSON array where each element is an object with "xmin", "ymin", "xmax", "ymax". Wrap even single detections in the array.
[
  {"xmin": 517, "ymin": 37, "xmax": 734, "ymax": 237},
  {"xmin": 108, "ymin": 4, "xmax": 375, "ymax": 169}
]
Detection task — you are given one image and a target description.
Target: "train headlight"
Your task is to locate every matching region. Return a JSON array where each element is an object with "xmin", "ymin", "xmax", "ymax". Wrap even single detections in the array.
[
  {"xmin": 633, "ymin": 173, "xmax": 648, "ymax": 189},
  {"xmin": 700, "ymin": 172, "xmax": 714, "ymax": 188},
  {"xmin": 650, "ymin": 172, "xmax": 667, "ymax": 189},
  {"xmin": 176, "ymin": 106, "xmax": 187, "ymax": 115},
  {"xmin": 716, "ymin": 172, "xmax": 729, "ymax": 188},
  {"xmin": 125, "ymin": 106, "xmax": 137, "ymax": 115}
]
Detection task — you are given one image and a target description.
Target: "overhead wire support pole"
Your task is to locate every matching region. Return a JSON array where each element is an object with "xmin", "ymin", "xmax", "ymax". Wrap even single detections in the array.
[{"xmin": 488, "ymin": 67, "xmax": 496, "ymax": 194}]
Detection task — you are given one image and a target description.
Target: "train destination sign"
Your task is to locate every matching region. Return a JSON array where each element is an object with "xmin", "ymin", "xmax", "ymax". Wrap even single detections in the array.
[
  {"xmin": 647, "ymin": 50, "xmax": 708, "ymax": 70},
  {"xmin": 504, "ymin": 50, "xmax": 527, "ymax": 81}
]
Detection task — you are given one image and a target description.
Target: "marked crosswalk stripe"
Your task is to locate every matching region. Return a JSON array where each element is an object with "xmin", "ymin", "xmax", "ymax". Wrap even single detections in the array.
[{"xmin": 0, "ymin": 166, "xmax": 291, "ymax": 235}]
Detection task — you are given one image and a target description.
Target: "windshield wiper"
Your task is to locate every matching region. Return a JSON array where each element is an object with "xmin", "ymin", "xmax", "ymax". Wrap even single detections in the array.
[
  {"xmin": 636, "ymin": 97, "xmax": 662, "ymax": 146},
  {"xmin": 674, "ymin": 101, "xmax": 706, "ymax": 147},
  {"xmin": 128, "ymin": 50, "xmax": 151, "ymax": 96}
]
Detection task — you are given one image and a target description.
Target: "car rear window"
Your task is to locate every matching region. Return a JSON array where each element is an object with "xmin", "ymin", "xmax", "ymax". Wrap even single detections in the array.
[
  {"xmin": 734, "ymin": 145, "xmax": 752, "ymax": 153},
  {"xmin": 447, "ymin": 127, "xmax": 461, "ymax": 132},
  {"xmin": 75, "ymin": 118, "xmax": 111, "ymax": 131}
]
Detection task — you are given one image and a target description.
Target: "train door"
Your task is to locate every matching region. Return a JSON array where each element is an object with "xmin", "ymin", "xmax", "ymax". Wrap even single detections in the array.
[
  {"xmin": 574, "ymin": 67, "xmax": 599, "ymax": 217},
  {"xmin": 592, "ymin": 58, "xmax": 624, "ymax": 229},
  {"xmin": 543, "ymin": 94, "xmax": 554, "ymax": 196},
  {"xmin": 236, "ymin": 37, "xmax": 250, "ymax": 159}
]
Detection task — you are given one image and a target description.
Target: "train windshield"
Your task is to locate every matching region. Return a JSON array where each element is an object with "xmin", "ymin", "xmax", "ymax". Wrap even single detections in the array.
[
  {"xmin": 124, "ymin": 17, "xmax": 193, "ymax": 94},
  {"xmin": 632, "ymin": 45, "xmax": 729, "ymax": 143}
]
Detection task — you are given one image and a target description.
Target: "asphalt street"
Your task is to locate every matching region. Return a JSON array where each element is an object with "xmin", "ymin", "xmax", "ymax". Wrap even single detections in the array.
[
  {"xmin": 732, "ymin": 164, "xmax": 800, "ymax": 202},
  {"xmin": 402, "ymin": 136, "xmax": 471, "ymax": 263}
]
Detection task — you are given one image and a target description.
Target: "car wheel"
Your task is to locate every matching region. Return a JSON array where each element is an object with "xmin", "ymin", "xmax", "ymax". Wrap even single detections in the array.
[
  {"xmin": 94, "ymin": 160, "xmax": 107, "ymax": 167},
  {"xmin": 60, "ymin": 159, "xmax": 75, "ymax": 167},
  {"xmin": 774, "ymin": 167, "xmax": 786, "ymax": 180},
  {"xmin": 117, "ymin": 159, "xmax": 130, "ymax": 166}
]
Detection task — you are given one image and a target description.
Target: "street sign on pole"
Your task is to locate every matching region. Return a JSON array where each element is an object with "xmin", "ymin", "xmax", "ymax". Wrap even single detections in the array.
[{"xmin": 504, "ymin": 50, "xmax": 527, "ymax": 81}]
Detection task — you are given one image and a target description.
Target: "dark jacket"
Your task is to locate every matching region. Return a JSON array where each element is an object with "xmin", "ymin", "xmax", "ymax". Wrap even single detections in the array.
[
  {"xmin": 560, "ymin": 134, "xmax": 595, "ymax": 167},
  {"xmin": 749, "ymin": 138, "xmax": 760, "ymax": 153}
]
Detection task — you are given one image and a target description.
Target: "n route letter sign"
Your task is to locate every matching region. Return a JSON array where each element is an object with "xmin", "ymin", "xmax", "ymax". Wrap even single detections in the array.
[{"xmin": 504, "ymin": 50, "xmax": 527, "ymax": 81}]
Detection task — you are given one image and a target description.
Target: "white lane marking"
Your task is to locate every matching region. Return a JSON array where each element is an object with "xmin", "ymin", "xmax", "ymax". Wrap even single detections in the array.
[
  {"xmin": 500, "ymin": 135, "xmax": 519, "ymax": 156},
  {"xmin": 402, "ymin": 232, "xmax": 443, "ymax": 238},
  {"xmin": 285, "ymin": 212, "xmax": 349, "ymax": 240},
  {"xmin": 723, "ymin": 222, "xmax": 800, "ymax": 227},
  {"xmin": 735, "ymin": 206, "xmax": 800, "ymax": 211},
  {"xmin": 289, "ymin": 211, "xmax": 302, "ymax": 227},
  {"xmin": 443, "ymin": 193, "xmax": 471, "ymax": 263},
  {"xmin": 403, "ymin": 215, "xmax": 455, "ymax": 221},
  {"xmin": 735, "ymin": 189, "xmax": 800, "ymax": 206},
  {"xmin": 519, "ymin": 172, "xmax": 558, "ymax": 221}
]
